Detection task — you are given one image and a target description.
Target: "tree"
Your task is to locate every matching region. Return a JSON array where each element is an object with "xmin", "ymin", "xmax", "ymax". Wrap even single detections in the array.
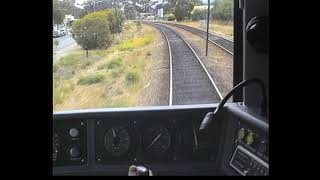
[
  {"xmin": 211, "ymin": 0, "xmax": 233, "ymax": 21},
  {"xmin": 165, "ymin": 13, "xmax": 176, "ymax": 21},
  {"xmin": 123, "ymin": 2, "xmax": 136, "ymax": 20},
  {"xmin": 162, "ymin": 0, "xmax": 202, "ymax": 21},
  {"xmin": 71, "ymin": 12, "xmax": 112, "ymax": 57},
  {"xmin": 173, "ymin": 0, "xmax": 195, "ymax": 21},
  {"xmin": 53, "ymin": 0, "xmax": 64, "ymax": 25},
  {"xmin": 99, "ymin": 9, "xmax": 125, "ymax": 33},
  {"xmin": 58, "ymin": 0, "xmax": 75, "ymax": 15}
]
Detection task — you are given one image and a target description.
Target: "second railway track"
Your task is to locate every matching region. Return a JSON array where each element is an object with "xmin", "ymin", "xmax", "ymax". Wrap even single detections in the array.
[
  {"xmin": 156, "ymin": 22, "xmax": 234, "ymax": 55},
  {"xmin": 152, "ymin": 23, "xmax": 222, "ymax": 105}
]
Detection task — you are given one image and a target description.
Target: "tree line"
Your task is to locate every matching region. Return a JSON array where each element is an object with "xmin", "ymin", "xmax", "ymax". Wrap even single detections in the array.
[{"xmin": 163, "ymin": 0, "xmax": 233, "ymax": 22}]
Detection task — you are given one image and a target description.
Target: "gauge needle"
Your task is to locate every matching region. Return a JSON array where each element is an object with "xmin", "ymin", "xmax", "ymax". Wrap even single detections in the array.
[
  {"xmin": 112, "ymin": 128, "xmax": 116, "ymax": 137},
  {"xmin": 193, "ymin": 124, "xmax": 199, "ymax": 149},
  {"xmin": 147, "ymin": 133, "xmax": 162, "ymax": 150}
]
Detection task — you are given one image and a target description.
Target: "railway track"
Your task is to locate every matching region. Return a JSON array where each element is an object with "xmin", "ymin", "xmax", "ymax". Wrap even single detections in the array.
[
  {"xmin": 157, "ymin": 22, "xmax": 234, "ymax": 55},
  {"xmin": 152, "ymin": 23, "xmax": 222, "ymax": 105}
]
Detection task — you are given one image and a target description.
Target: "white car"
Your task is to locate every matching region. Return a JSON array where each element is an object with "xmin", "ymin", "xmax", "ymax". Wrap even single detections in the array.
[{"xmin": 53, "ymin": 29, "xmax": 66, "ymax": 37}]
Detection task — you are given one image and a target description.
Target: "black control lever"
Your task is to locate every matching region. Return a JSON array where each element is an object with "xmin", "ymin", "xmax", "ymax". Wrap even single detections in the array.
[{"xmin": 200, "ymin": 78, "xmax": 267, "ymax": 131}]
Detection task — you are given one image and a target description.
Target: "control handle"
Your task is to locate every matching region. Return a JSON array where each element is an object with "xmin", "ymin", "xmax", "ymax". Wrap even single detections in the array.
[{"xmin": 128, "ymin": 165, "xmax": 153, "ymax": 176}]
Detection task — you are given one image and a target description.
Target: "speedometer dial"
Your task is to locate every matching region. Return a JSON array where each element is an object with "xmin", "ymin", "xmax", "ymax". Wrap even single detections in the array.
[
  {"xmin": 142, "ymin": 125, "xmax": 171, "ymax": 153},
  {"xmin": 104, "ymin": 126, "xmax": 130, "ymax": 157}
]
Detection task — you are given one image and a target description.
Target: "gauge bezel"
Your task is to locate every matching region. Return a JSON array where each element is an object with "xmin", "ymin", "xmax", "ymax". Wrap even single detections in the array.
[
  {"xmin": 136, "ymin": 119, "xmax": 177, "ymax": 162},
  {"xmin": 103, "ymin": 125, "xmax": 131, "ymax": 157},
  {"xmin": 95, "ymin": 119, "xmax": 137, "ymax": 164},
  {"xmin": 142, "ymin": 124, "xmax": 172, "ymax": 154}
]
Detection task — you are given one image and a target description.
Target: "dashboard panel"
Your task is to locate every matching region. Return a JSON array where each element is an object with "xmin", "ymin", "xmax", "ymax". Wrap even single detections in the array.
[
  {"xmin": 53, "ymin": 105, "xmax": 222, "ymax": 175},
  {"xmin": 53, "ymin": 103, "xmax": 268, "ymax": 176}
]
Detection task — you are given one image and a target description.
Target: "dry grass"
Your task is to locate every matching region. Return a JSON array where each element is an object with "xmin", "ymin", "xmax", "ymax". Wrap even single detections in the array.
[
  {"xmin": 177, "ymin": 20, "xmax": 233, "ymax": 40},
  {"xmin": 53, "ymin": 22, "xmax": 159, "ymax": 111}
]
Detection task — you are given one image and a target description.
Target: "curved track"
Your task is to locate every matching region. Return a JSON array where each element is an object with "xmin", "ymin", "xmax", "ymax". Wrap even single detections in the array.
[
  {"xmin": 157, "ymin": 22, "xmax": 234, "ymax": 55},
  {"xmin": 152, "ymin": 23, "xmax": 222, "ymax": 105}
]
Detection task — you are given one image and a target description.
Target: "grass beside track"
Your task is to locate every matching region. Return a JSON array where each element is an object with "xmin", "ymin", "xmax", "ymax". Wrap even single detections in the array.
[{"xmin": 53, "ymin": 21, "xmax": 158, "ymax": 111}]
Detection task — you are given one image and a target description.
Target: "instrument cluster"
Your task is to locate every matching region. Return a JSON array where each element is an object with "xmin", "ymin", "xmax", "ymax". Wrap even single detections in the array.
[
  {"xmin": 53, "ymin": 115, "xmax": 219, "ymax": 167},
  {"xmin": 95, "ymin": 117, "xmax": 218, "ymax": 165}
]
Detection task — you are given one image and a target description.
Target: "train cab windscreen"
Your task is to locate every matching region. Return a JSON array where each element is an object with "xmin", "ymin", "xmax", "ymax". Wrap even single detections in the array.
[{"xmin": 53, "ymin": 0, "xmax": 269, "ymax": 176}]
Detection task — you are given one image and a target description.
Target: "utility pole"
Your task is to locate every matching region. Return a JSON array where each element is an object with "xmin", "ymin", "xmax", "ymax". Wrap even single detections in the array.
[{"xmin": 206, "ymin": 0, "xmax": 211, "ymax": 56}]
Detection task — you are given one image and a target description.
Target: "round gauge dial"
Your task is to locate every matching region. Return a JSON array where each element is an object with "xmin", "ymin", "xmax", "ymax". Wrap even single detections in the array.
[
  {"xmin": 238, "ymin": 128, "xmax": 245, "ymax": 140},
  {"xmin": 143, "ymin": 125, "xmax": 171, "ymax": 153},
  {"xmin": 104, "ymin": 126, "xmax": 131, "ymax": 157},
  {"xmin": 246, "ymin": 132, "xmax": 254, "ymax": 145}
]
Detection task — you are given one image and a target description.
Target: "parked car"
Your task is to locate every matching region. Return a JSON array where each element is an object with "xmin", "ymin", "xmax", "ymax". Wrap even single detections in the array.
[{"xmin": 53, "ymin": 29, "xmax": 66, "ymax": 37}]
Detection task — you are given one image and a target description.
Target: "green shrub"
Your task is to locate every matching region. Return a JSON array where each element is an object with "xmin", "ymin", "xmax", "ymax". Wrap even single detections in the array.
[
  {"xmin": 107, "ymin": 58, "xmax": 123, "ymax": 69},
  {"xmin": 97, "ymin": 58, "xmax": 123, "ymax": 70},
  {"xmin": 166, "ymin": 14, "xmax": 176, "ymax": 21},
  {"xmin": 126, "ymin": 71, "xmax": 139, "ymax": 85},
  {"xmin": 77, "ymin": 74, "xmax": 105, "ymax": 85},
  {"xmin": 94, "ymin": 50, "xmax": 105, "ymax": 57}
]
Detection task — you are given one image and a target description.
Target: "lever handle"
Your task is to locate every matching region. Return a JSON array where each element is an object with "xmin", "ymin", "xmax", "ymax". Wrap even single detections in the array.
[
  {"xmin": 136, "ymin": 166, "xmax": 150, "ymax": 176},
  {"xmin": 128, "ymin": 165, "xmax": 153, "ymax": 176}
]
